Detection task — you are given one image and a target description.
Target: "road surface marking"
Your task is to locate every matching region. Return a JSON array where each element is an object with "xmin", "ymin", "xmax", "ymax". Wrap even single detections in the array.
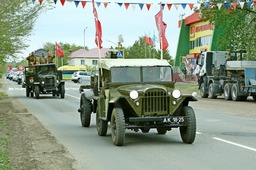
[
  {"xmin": 65, "ymin": 94, "xmax": 80, "ymax": 100},
  {"xmin": 213, "ymin": 137, "xmax": 256, "ymax": 152}
]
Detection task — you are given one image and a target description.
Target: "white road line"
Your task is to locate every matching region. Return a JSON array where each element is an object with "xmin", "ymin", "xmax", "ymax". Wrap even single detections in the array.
[
  {"xmin": 213, "ymin": 137, "xmax": 256, "ymax": 152},
  {"xmin": 65, "ymin": 94, "xmax": 80, "ymax": 100},
  {"xmin": 196, "ymin": 132, "xmax": 202, "ymax": 135}
]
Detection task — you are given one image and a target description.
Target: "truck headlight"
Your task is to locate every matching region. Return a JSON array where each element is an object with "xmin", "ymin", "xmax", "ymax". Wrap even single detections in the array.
[
  {"xmin": 42, "ymin": 81, "xmax": 44, "ymax": 84},
  {"xmin": 172, "ymin": 89, "xmax": 181, "ymax": 99},
  {"xmin": 130, "ymin": 90, "xmax": 138, "ymax": 100}
]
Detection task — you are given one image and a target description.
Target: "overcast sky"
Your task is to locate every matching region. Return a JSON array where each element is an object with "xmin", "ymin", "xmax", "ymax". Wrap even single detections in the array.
[{"xmin": 22, "ymin": 0, "xmax": 198, "ymax": 59}]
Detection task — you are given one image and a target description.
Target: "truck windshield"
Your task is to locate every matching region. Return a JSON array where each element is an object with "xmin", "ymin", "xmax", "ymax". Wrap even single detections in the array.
[
  {"xmin": 111, "ymin": 66, "xmax": 172, "ymax": 83},
  {"xmin": 38, "ymin": 66, "xmax": 56, "ymax": 75}
]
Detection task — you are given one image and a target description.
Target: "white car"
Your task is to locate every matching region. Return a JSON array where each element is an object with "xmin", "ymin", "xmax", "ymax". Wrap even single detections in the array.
[{"xmin": 71, "ymin": 71, "xmax": 91, "ymax": 83}]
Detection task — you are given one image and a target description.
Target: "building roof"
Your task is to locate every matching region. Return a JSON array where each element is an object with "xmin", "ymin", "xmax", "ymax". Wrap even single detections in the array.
[
  {"xmin": 70, "ymin": 48, "xmax": 109, "ymax": 59},
  {"xmin": 185, "ymin": 12, "xmax": 201, "ymax": 25}
]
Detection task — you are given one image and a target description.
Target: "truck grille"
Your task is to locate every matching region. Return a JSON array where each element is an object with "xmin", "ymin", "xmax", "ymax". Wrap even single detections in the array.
[
  {"xmin": 45, "ymin": 77, "xmax": 55, "ymax": 89},
  {"xmin": 143, "ymin": 90, "xmax": 169, "ymax": 115}
]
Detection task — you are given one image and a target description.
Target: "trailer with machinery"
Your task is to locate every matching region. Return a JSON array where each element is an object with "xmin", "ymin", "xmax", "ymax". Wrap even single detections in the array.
[{"xmin": 198, "ymin": 50, "xmax": 256, "ymax": 101}]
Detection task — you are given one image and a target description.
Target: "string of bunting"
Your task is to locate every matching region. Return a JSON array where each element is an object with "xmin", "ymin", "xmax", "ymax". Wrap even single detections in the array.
[{"xmin": 32, "ymin": 0, "xmax": 256, "ymax": 11}]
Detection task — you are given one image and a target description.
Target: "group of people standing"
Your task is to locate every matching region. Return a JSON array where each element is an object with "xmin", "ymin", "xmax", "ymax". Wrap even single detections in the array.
[{"xmin": 26, "ymin": 52, "xmax": 55, "ymax": 66}]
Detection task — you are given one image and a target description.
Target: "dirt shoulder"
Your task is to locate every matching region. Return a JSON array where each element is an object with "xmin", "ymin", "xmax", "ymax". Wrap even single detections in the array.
[{"xmin": 0, "ymin": 78, "xmax": 75, "ymax": 170}]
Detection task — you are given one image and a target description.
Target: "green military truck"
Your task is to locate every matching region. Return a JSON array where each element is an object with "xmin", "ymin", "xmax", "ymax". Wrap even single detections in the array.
[
  {"xmin": 24, "ymin": 63, "xmax": 65, "ymax": 99},
  {"xmin": 78, "ymin": 59, "xmax": 197, "ymax": 146}
]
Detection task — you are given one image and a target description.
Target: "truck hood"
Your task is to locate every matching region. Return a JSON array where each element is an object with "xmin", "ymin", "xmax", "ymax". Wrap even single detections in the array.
[{"xmin": 117, "ymin": 84, "xmax": 168, "ymax": 94}]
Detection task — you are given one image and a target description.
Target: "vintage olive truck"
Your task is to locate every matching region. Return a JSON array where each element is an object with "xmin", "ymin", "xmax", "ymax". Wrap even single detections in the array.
[
  {"xmin": 24, "ymin": 63, "xmax": 65, "ymax": 99},
  {"xmin": 78, "ymin": 59, "xmax": 197, "ymax": 146}
]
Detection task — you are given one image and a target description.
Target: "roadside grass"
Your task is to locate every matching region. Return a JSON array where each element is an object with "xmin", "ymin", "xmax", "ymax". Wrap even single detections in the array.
[
  {"xmin": 0, "ymin": 119, "xmax": 9, "ymax": 170},
  {"xmin": 0, "ymin": 83, "xmax": 9, "ymax": 170},
  {"xmin": 175, "ymin": 82, "xmax": 199, "ymax": 95}
]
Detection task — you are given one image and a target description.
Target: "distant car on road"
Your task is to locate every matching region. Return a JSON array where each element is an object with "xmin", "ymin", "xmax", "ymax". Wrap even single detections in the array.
[{"xmin": 71, "ymin": 71, "xmax": 90, "ymax": 83}]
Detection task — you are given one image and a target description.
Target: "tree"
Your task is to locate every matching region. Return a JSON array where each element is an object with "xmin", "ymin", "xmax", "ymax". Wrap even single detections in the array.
[
  {"xmin": 125, "ymin": 36, "xmax": 171, "ymax": 61},
  {"xmin": 0, "ymin": 0, "xmax": 53, "ymax": 63},
  {"xmin": 199, "ymin": 0, "xmax": 256, "ymax": 60}
]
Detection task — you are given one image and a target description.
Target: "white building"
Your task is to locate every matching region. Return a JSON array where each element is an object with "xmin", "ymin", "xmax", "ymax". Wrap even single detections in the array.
[{"xmin": 68, "ymin": 48, "xmax": 109, "ymax": 67}]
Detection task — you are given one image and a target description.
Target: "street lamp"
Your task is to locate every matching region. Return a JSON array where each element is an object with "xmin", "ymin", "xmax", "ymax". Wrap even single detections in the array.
[{"xmin": 83, "ymin": 27, "xmax": 88, "ymax": 66}]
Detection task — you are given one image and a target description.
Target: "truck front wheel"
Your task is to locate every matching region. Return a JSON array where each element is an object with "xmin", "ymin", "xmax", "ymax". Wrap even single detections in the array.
[
  {"xmin": 200, "ymin": 83, "xmax": 208, "ymax": 98},
  {"xmin": 35, "ymin": 85, "xmax": 40, "ymax": 99},
  {"xmin": 60, "ymin": 83, "xmax": 65, "ymax": 99},
  {"xmin": 80, "ymin": 97, "xmax": 92, "ymax": 127},
  {"xmin": 180, "ymin": 106, "xmax": 196, "ymax": 144},
  {"xmin": 111, "ymin": 107, "xmax": 125, "ymax": 146},
  {"xmin": 26, "ymin": 86, "xmax": 30, "ymax": 97}
]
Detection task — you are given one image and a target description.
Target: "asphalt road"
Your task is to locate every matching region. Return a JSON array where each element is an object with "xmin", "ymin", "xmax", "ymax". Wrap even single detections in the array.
[{"xmin": 5, "ymin": 79, "xmax": 256, "ymax": 170}]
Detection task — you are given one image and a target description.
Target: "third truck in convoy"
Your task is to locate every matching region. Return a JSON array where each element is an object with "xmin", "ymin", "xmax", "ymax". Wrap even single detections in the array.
[{"xmin": 197, "ymin": 50, "xmax": 256, "ymax": 101}]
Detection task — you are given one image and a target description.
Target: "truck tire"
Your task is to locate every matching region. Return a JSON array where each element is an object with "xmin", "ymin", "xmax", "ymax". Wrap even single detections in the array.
[
  {"xmin": 26, "ymin": 86, "xmax": 30, "ymax": 97},
  {"xmin": 231, "ymin": 83, "xmax": 240, "ymax": 101},
  {"xmin": 200, "ymin": 83, "xmax": 208, "ymax": 98},
  {"xmin": 208, "ymin": 83, "xmax": 217, "ymax": 99},
  {"xmin": 224, "ymin": 83, "xmax": 232, "ymax": 100},
  {"xmin": 253, "ymin": 96, "xmax": 256, "ymax": 102},
  {"xmin": 179, "ymin": 106, "xmax": 196, "ymax": 144},
  {"xmin": 80, "ymin": 97, "xmax": 92, "ymax": 127},
  {"xmin": 96, "ymin": 106, "xmax": 108, "ymax": 136},
  {"xmin": 35, "ymin": 85, "xmax": 40, "ymax": 99},
  {"xmin": 60, "ymin": 83, "xmax": 65, "ymax": 99},
  {"xmin": 111, "ymin": 107, "xmax": 125, "ymax": 146}
]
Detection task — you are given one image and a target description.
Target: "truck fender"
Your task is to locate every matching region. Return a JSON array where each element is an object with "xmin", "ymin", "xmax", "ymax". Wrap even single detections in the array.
[
  {"xmin": 81, "ymin": 89, "xmax": 95, "ymax": 100},
  {"xmin": 182, "ymin": 95, "xmax": 198, "ymax": 106}
]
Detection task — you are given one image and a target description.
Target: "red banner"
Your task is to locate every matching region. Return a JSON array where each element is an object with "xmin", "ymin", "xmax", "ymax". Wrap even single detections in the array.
[
  {"xmin": 155, "ymin": 5, "xmax": 168, "ymax": 51},
  {"xmin": 55, "ymin": 42, "xmax": 64, "ymax": 58},
  {"xmin": 92, "ymin": 0, "xmax": 103, "ymax": 49}
]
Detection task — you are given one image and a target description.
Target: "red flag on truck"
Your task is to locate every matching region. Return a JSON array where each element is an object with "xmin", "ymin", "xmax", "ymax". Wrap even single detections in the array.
[{"xmin": 55, "ymin": 42, "xmax": 64, "ymax": 58}]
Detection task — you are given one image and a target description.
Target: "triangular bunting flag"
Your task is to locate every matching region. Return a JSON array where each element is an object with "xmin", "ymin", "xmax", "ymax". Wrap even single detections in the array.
[
  {"xmin": 217, "ymin": 3, "xmax": 222, "ymax": 9},
  {"xmin": 174, "ymin": 4, "xmax": 179, "ymax": 10},
  {"xmin": 60, "ymin": 0, "xmax": 65, "ymax": 6},
  {"xmin": 124, "ymin": 3, "xmax": 130, "ymax": 9},
  {"xmin": 167, "ymin": 4, "xmax": 172, "ymax": 10},
  {"xmin": 246, "ymin": 1, "xmax": 252, "ymax": 8},
  {"xmin": 181, "ymin": 4, "xmax": 187, "ymax": 10},
  {"xmin": 146, "ymin": 4, "xmax": 151, "ymax": 11},
  {"xmin": 39, "ymin": 0, "xmax": 43, "ymax": 5},
  {"xmin": 231, "ymin": 2, "xmax": 237, "ymax": 10},
  {"xmin": 103, "ymin": 2, "xmax": 108, "ymax": 8},
  {"xmin": 138, "ymin": 3, "xmax": 144, "ymax": 10},
  {"xmin": 161, "ymin": 3, "xmax": 165, "ymax": 10},
  {"xmin": 96, "ymin": 2, "xmax": 101, "ymax": 7},
  {"xmin": 224, "ymin": 2, "xmax": 231, "ymax": 9},
  {"xmin": 188, "ymin": 4, "xmax": 194, "ymax": 10},
  {"xmin": 53, "ymin": 0, "xmax": 57, "ymax": 4},
  {"xmin": 32, "ymin": 0, "xmax": 35, "ymax": 4},
  {"xmin": 131, "ymin": 3, "xmax": 136, "ymax": 10},
  {"xmin": 240, "ymin": 2, "xmax": 245, "ymax": 9},
  {"xmin": 254, "ymin": 2, "xmax": 256, "ymax": 7},
  {"xmin": 81, "ymin": 1, "xmax": 86, "ymax": 8},
  {"xmin": 74, "ymin": 1, "xmax": 79, "ymax": 7},
  {"xmin": 117, "ymin": 3, "xmax": 122, "ymax": 7}
]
